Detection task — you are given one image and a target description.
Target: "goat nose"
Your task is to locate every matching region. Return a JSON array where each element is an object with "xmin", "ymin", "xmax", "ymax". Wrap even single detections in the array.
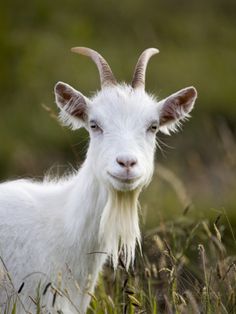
[{"xmin": 116, "ymin": 155, "xmax": 137, "ymax": 169}]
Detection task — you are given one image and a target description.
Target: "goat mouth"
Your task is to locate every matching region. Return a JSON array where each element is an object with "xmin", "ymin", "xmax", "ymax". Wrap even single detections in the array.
[{"xmin": 107, "ymin": 172, "xmax": 141, "ymax": 184}]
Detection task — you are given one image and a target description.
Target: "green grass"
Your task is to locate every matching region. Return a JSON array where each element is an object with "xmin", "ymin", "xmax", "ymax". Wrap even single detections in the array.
[{"xmin": 86, "ymin": 210, "xmax": 236, "ymax": 314}]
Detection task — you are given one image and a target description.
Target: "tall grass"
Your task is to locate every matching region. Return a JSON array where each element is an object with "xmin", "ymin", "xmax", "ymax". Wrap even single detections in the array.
[
  {"xmin": 87, "ymin": 209, "xmax": 236, "ymax": 313},
  {"xmin": 2, "ymin": 207, "xmax": 235, "ymax": 313}
]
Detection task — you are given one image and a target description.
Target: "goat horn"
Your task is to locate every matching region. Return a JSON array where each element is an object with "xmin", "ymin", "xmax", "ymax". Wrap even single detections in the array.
[
  {"xmin": 132, "ymin": 48, "xmax": 159, "ymax": 90},
  {"xmin": 71, "ymin": 47, "xmax": 117, "ymax": 88}
]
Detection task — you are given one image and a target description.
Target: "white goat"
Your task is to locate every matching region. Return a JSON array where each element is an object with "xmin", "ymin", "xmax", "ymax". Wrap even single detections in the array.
[{"xmin": 0, "ymin": 47, "xmax": 197, "ymax": 313}]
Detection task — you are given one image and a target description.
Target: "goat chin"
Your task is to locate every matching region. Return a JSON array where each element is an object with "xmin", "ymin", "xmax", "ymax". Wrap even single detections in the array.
[{"xmin": 99, "ymin": 187, "xmax": 141, "ymax": 269}]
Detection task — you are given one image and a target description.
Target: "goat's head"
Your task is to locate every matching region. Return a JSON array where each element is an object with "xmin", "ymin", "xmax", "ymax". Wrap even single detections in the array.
[{"xmin": 54, "ymin": 47, "xmax": 197, "ymax": 192}]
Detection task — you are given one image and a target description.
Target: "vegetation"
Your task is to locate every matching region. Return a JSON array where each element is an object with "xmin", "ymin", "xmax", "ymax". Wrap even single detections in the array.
[
  {"xmin": 2, "ymin": 207, "xmax": 236, "ymax": 313},
  {"xmin": 88, "ymin": 209, "xmax": 236, "ymax": 313}
]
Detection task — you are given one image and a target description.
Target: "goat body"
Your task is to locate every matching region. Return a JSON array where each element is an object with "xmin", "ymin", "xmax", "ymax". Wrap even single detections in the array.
[
  {"xmin": 0, "ymin": 48, "xmax": 197, "ymax": 313},
  {"xmin": 1, "ymin": 165, "xmax": 111, "ymax": 312}
]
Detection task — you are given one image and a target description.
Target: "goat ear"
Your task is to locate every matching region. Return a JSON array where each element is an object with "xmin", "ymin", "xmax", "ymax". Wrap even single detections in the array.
[
  {"xmin": 158, "ymin": 86, "xmax": 197, "ymax": 135},
  {"xmin": 54, "ymin": 81, "xmax": 88, "ymax": 129}
]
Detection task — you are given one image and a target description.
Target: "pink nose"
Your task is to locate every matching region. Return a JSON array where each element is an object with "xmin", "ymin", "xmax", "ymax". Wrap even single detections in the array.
[{"xmin": 116, "ymin": 155, "xmax": 137, "ymax": 169}]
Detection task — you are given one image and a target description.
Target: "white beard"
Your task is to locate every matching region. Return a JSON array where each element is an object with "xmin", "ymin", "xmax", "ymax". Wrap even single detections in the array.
[{"xmin": 99, "ymin": 188, "xmax": 141, "ymax": 269}]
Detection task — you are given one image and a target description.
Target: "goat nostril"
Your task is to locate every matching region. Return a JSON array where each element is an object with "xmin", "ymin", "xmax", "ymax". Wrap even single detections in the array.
[
  {"xmin": 116, "ymin": 158, "xmax": 125, "ymax": 167},
  {"xmin": 130, "ymin": 160, "xmax": 137, "ymax": 167},
  {"xmin": 117, "ymin": 160, "xmax": 125, "ymax": 167}
]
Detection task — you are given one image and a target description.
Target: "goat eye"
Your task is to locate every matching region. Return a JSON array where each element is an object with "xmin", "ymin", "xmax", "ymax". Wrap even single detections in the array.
[
  {"xmin": 147, "ymin": 122, "xmax": 158, "ymax": 133},
  {"xmin": 90, "ymin": 121, "xmax": 102, "ymax": 133}
]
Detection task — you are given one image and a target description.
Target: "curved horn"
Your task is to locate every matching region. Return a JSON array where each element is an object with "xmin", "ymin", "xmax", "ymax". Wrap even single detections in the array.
[
  {"xmin": 71, "ymin": 47, "xmax": 117, "ymax": 88},
  {"xmin": 132, "ymin": 48, "xmax": 159, "ymax": 90}
]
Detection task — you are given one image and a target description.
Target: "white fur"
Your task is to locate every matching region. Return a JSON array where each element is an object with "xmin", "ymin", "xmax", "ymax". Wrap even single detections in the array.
[{"xmin": 0, "ymin": 82, "xmax": 197, "ymax": 313}]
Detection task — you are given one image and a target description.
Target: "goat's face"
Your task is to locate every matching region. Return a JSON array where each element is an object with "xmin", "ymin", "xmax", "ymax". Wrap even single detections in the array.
[
  {"xmin": 54, "ymin": 47, "xmax": 197, "ymax": 192},
  {"xmin": 55, "ymin": 83, "xmax": 197, "ymax": 192},
  {"xmin": 86, "ymin": 86, "xmax": 158, "ymax": 191}
]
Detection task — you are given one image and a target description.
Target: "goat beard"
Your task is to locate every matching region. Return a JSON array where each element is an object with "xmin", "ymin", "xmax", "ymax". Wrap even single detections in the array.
[{"xmin": 98, "ymin": 188, "xmax": 141, "ymax": 269}]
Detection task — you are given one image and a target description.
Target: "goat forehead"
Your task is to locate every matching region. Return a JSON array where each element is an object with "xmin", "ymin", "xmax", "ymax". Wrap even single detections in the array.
[{"xmin": 89, "ymin": 86, "xmax": 158, "ymax": 126}]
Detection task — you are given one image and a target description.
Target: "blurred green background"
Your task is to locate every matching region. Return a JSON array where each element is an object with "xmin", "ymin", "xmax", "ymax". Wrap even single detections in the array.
[{"xmin": 0, "ymin": 0, "xmax": 235, "ymax": 228}]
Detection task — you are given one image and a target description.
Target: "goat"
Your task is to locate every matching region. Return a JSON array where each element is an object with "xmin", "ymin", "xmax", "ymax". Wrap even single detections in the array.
[{"xmin": 0, "ymin": 47, "xmax": 197, "ymax": 313}]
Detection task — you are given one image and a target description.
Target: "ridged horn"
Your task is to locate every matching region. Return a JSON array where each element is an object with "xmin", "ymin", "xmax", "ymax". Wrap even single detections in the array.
[
  {"xmin": 71, "ymin": 47, "xmax": 117, "ymax": 88},
  {"xmin": 132, "ymin": 48, "xmax": 159, "ymax": 90}
]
